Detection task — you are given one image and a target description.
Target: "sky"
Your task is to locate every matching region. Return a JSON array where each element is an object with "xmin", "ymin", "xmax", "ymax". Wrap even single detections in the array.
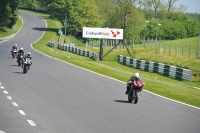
[{"xmin": 177, "ymin": 0, "xmax": 200, "ymax": 13}]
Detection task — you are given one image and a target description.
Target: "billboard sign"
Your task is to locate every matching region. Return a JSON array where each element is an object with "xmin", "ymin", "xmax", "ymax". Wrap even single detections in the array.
[{"xmin": 82, "ymin": 27, "xmax": 123, "ymax": 39}]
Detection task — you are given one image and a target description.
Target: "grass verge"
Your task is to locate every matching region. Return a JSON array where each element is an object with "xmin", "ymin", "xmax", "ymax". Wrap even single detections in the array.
[{"xmin": 0, "ymin": 16, "xmax": 22, "ymax": 39}]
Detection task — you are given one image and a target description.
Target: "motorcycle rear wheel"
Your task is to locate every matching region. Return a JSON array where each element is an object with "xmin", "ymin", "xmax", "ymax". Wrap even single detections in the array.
[{"xmin": 128, "ymin": 91, "xmax": 133, "ymax": 103}]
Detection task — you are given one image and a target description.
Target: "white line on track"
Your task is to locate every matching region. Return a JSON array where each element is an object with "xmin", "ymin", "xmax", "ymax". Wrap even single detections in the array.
[
  {"xmin": 18, "ymin": 110, "xmax": 26, "ymax": 115},
  {"xmin": 0, "ymin": 14, "xmax": 38, "ymax": 129},
  {"xmin": 12, "ymin": 102, "xmax": 18, "ymax": 107},
  {"xmin": 27, "ymin": 120, "xmax": 36, "ymax": 126},
  {"xmin": 3, "ymin": 91, "xmax": 8, "ymax": 94},
  {"xmin": 7, "ymin": 96, "xmax": 12, "ymax": 100},
  {"xmin": 145, "ymin": 90, "xmax": 200, "ymax": 110},
  {"xmin": 0, "ymin": 86, "xmax": 4, "ymax": 89}
]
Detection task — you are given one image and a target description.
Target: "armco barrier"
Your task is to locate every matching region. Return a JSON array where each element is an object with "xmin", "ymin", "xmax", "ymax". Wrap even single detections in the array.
[
  {"xmin": 57, "ymin": 44, "xmax": 98, "ymax": 61},
  {"xmin": 118, "ymin": 55, "xmax": 192, "ymax": 81}
]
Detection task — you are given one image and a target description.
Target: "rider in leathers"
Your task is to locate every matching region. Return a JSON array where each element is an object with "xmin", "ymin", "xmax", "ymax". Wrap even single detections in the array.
[
  {"xmin": 11, "ymin": 44, "xmax": 18, "ymax": 54},
  {"xmin": 17, "ymin": 48, "xmax": 25, "ymax": 63},
  {"xmin": 23, "ymin": 52, "xmax": 32, "ymax": 68},
  {"xmin": 125, "ymin": 72, "xmax": 141, "ymax": 95}
]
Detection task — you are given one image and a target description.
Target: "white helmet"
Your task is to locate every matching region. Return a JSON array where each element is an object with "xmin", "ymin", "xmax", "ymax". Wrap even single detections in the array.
[
  {"xmin": 26, "ymin": 52, "xmax": 31, "ymax": 57},
  {"xmin": 20, "ymin": 48, "xmax": 23, "ymax": 50},
  {"xmin": 15, "ymin": 44, "xmax": 17, "ymax": 46},
  {"xmin": 135, "ymin": 72, "xmax": 141, "ymax": 79}
]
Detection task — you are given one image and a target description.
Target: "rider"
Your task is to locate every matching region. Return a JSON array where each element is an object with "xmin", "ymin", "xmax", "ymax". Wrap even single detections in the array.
[
  {"xmin": 125, "ymin": 72, "xmax": 141, "ymax": 95},
  {"xmin": 23, "ymin": 52, "xmax": 32, "ymax": 68},
  {"xmin": 17, "ymin": 48, "xmax": 25, "ymax": 58},
  {"xmin": 17, "ymin": 48, "xmax": 25, "ymax": 63},
  {"xmin": 11, "ymin": 44, "xmax": 18, "ymax": 54}
]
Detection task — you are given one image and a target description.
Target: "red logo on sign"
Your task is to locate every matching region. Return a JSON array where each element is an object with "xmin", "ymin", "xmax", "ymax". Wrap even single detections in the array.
[{"xmin": 111, "ymin": 30, "xmax": 120, "ymax": 38}]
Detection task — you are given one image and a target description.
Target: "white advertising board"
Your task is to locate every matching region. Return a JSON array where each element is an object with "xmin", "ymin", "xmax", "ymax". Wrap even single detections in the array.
[{"xmin": 82, "ymin": 27, "xmax": 123, "ymax": 39}]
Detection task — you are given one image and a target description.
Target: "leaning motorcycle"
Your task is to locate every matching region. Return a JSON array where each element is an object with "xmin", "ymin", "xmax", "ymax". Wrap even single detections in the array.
[
  {"xmin": 11, "ymin": 49, "xmax": 18, "ymax": 58},
  {"xmin": 23, "ymin": 59, "xmax": 32, "ymax": 74},
  {"xmin": 128, "ymin": 78, "xmax": 144, "ymax": 104},
  {"xmin": 17, "ymin": 55, "xmax": 24, "ymax": 66}
]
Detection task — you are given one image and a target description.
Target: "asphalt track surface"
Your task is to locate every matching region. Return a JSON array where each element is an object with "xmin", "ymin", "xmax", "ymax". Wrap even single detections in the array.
[{"xmin": 0, "ymin": 12, "xmax": 200, "ymax": 133}]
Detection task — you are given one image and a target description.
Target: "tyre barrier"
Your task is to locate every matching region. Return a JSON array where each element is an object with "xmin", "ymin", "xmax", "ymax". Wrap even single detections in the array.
[
  {"xmin": 57, "ymin": 44, "xmax": 99, "ymax": 61},
  {"xmin": 47, "ymin": 41, "xmax": 60, "ymax": 47},
  {"xmin": 118, "ymin": 55, "xmax": 192, "ymax": 81}
]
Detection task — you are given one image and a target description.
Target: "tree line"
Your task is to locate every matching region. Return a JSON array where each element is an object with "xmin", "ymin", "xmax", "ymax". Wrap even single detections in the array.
[
  {"xmin": 0, "ymin": 0, "xmax": 19, "ymax": 28},
  {"xmin": 1, "ymin": 0, "xmax": 200, "ymax": 42}
]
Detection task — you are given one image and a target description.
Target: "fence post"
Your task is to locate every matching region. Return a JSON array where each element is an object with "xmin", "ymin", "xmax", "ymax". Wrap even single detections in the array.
[
  {"xmin": 164, "ymin": 42, "xmax": 165, "ymax": 54},
  {"xmin": 175, "ymin": 44, "xmax": 177, "ymax": 56},
  {"xmin": 188, "ymin": 44, "xmax": 191, "ymax": 58},
  {"xmin": 196, "ymin": 45, "xmax": 198, "ymax": 58},
  {"xmin": 199, "ymin": 70, "xmax": 200, "ymax": 81},
  {"xmin": 182, "ymin": 44, "xmax": 184, "ymax": 57}
]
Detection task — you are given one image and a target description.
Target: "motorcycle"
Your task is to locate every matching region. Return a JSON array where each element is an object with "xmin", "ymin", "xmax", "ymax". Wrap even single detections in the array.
[
  {"xmin": 11, "ymin": 49, "xmax": 18, "ymax": 58},
  {"xmin": 23, "ymin": 59, "xmax": 32, "ymax": 74},
  {"xmin": 17, "ymin": 54, "xmax": 24, "ymax": 66},
  {"xmin": 127, "ymin": 78, "xmax": 144, "ymax": 104}
]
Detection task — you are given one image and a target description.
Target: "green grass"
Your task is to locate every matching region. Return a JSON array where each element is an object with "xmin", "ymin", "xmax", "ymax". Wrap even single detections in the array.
[
  {"xmin": 11, "ymin": 9, "xmax": 200, "ymax": 108},
  {"xmin": 0, "ymin": 16, "xmax": 22, "ymax": 39}
]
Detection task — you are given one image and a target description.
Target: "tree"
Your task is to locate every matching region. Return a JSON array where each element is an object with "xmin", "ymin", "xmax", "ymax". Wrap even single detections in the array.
[
  {"xmin": 167, "ymin": 0, "xmax": 177, "ymax": 12},
  {"xmin": 19, "ymin": 0, "xmax": 37, "ymax": 9},
  {"xmin": 0, "ymin": 0, "xmax": 19, "ymax": 28},
  {"xmin": 101, "ymin": 0, "xmax": 144, "ymax": 41},
  {"xmin": 151, "ymin": 0, "xmax": 161, "ymax": 18},
  {"xmin": 0, "ymin": 0, "xmax": 11, "ymax": 27},
  {"xmin": 185, "ymin": 19, "xmax": 199, "ymax": 37},
  {"xmin": 49, "ymin": 0, "xmax": 102, "ymax": 33},
  {"xmin": 8, "ymin": 0, "xmax": 20, "ymax": 28}
]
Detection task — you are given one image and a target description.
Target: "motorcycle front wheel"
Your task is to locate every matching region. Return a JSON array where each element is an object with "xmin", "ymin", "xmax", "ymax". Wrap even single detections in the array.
[
  {"xmin": 133, "ymin": 92, "xmax": 139, "ymax": 104},
  {"xmin": 128, "ymin": 96, "xmax": 133, "ymax": 103},
  {"xmin": 23, "ymin": 65, "xmax": 27, "ymax": 74},
  {"xmin": 128, "ymin": 91, "xmax": 133, "ymax": 103},
  {"xmin": 17, "ymin": 60, "xmax": 20, "ymax": 66}
]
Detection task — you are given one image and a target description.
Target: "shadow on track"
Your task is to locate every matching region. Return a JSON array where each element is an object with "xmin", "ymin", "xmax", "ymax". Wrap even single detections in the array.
[
  {"xmin": 6, "ymin": 57, "xmax": 15, "ymax": 59},
  {"xmin": 32, "ymin": 27, "xmax": 46, "ymax": 31},
  {"xmin": 9, "ymin": 65, "xmax": 18, "ymax": 66},
  {"xmin": 12, "ymin": 72, "xmax": 24, "ymax": 74},
  {"xmin": 114, "ymin": 100, "xmax": 129, "ymax": 103}
]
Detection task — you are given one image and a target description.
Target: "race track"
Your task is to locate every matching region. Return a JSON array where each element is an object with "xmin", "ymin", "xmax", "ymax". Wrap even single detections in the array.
[{"xmin": 0, "ymin": 12, "xmax": 200, "ymax": 133}]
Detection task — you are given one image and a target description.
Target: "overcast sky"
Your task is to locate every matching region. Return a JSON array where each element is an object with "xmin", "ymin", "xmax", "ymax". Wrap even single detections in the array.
[{"xmin": 177, "ymin": 0, "xmax": 200, "ymax": 13}]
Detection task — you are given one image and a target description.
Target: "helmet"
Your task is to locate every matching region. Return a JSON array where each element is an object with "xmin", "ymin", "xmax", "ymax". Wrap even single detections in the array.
[
  {"xmin": 20, "ymin": 48, "xmax": 23, "ymax": 50},
  {"xmin": 26, "ymin": 52, "xmax": 31, "ymax": 57},
  {"xmin": 15, "ymin": 44, "xmax": 17, "ymax": 46},
  {"xmin": 135, "ymin": 72, "xmax": 141, "ymax": 79}
]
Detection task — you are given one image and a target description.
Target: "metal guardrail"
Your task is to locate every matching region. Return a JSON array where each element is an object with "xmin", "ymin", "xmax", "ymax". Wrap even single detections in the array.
[{"xmin": 118, "ymin": 55, "xmax": 192, "ymax": 81}]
